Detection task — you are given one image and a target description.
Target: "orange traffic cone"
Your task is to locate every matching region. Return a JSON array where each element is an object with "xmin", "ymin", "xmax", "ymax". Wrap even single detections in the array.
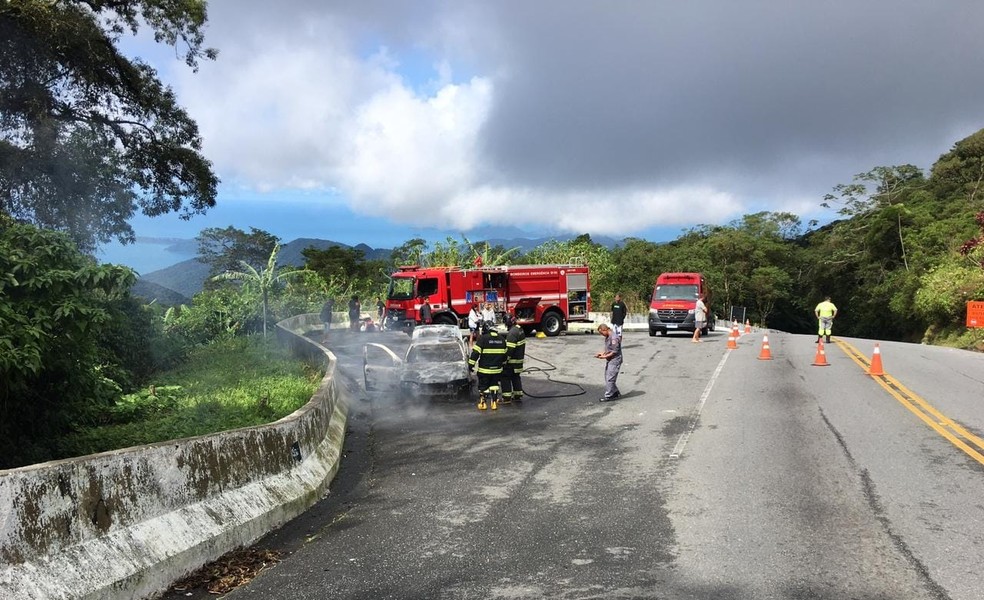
[
  {"xmin": 757, "ymin": 335, "xmax": 773, "ymax": 360},
  {"xmin": 726, "ymin": 326, "xmax": 738, "ymax": 349},
  {"xmin": 868, "ymin": 343, "xmax": 884, "ymax": 376},
  {"xmin": 744, "ymin": 319, "xmax": 752, "ymax": 334},
  {"xmin": 812, "ymin": 340, "xmax": 829, "ymax": 366}
]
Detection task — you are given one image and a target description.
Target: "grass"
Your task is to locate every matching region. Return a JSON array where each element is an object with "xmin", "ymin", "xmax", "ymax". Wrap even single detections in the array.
[
  {"xmin": 923, "ymin": 323, "xmax": 984, "ymax": 352},
  {"xmin": 61, "ymin": 335, "xmax": 322, "ymax": 458}
]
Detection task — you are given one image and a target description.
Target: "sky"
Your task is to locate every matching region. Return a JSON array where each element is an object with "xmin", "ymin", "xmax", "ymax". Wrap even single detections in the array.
[{"xmin": 101, "ymin": 0, "xmax": 984, "ymax": 270}]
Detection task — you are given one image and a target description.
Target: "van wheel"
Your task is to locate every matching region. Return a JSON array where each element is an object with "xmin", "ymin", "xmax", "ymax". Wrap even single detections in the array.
[
  {"xmin": 541, "ymin": 312, "xmax": 563, "ymax": 337},
  {"xmin": 649, "ymin": 328, "xmax": 657, "ymax": 337}
]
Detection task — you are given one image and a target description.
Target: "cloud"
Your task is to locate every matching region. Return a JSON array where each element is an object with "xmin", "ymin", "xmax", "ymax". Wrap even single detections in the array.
[{"xmin": 165, "ymin": 0, "xmax": 984, "ymax": 239}]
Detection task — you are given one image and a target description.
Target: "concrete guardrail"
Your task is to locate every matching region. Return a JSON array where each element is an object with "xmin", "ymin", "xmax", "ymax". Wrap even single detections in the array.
[{"xmin": 0, "ymin": 313, "xmax": 346, "ymax": 599}]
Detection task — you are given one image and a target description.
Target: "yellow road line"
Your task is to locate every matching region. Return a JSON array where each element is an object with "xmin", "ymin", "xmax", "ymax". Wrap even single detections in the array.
[{"xmin": 833, "ymin": 338, "xmax": 984, "ymax": 467}]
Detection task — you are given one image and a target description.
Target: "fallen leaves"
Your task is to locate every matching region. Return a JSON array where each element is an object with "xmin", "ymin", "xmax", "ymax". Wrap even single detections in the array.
[{"xmin": 170, "ymin": 548, "xmax": 283, "ymax": 595}]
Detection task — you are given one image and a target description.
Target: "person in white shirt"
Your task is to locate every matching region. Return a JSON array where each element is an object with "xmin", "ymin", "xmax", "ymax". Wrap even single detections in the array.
[
  {"xmin": 468, "ymin": 302, "xmax": 482, "ymax": 346},
  {"xmin": 482, "ymin": 303, "xmax": 496, "ymax": 326},
  {"xmin": 692, "ymin": 293, "xmax": 708, "ymax": 343}
]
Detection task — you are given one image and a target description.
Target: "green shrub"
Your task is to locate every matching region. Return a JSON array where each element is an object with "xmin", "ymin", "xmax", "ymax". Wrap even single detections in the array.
[{"xmin": 59, "ymin": 336, "xmax": 321, "ymax": 458}]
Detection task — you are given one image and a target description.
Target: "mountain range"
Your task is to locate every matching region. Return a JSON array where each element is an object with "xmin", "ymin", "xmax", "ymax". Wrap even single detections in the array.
[{"xmin": 132, "ymin": 233, "xmax": 620, "ymax": 305}]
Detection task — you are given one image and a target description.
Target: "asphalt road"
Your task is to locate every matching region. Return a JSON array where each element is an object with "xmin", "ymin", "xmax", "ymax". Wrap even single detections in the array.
[{"xmin": 184, "ymin": 328, "xmax": 984, "ymax": 600}]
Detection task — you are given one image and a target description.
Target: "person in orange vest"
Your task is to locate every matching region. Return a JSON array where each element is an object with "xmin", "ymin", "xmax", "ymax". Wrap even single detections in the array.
[{"xmin": 814, "ymin": 296, "xmax": 838, "ymax": 343}]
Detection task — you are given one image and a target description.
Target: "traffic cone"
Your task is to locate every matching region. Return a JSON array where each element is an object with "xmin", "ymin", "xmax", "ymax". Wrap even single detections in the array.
[
  {"xmin": 727, "ymin": 326, "xmax": 738, "ymax": 349},
  {"xmin": 757, "ymin": 335, "xmax": 773, "ymax": 360},
  {"xmin": 868, "ymin": 343, "xmax": 885, "ymax": 376},
  {"xmin": 812, "ymin": 340, "xmax": 829, "ymax": 366},
  {"xmin": 744, "ymin": 319, "xmax": 752, "ymax": 334}
]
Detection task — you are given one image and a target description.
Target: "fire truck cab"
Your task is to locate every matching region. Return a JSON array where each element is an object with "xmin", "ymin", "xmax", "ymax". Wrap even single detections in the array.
[{"xmin": 385, "ymin": 262, "xmax": 591, "ymax": 337}]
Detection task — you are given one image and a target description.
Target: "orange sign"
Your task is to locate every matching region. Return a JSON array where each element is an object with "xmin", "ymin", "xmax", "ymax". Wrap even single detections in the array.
[{"xmin": 968, "ymin": 301, "xmax": 984, "ymax": 328}]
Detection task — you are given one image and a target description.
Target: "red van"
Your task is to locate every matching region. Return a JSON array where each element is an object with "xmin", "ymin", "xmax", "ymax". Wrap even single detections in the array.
[{"xmin": 648, "ymin": 272, "xmax": 714, "ymax": 336}]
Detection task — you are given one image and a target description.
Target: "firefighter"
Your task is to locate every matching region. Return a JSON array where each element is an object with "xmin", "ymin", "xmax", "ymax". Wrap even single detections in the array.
[
  {"xmin": 468, "ymin": 320, "xmax": 507, "ymax": 410},
  {"xmin": 500, "ymin": 313, "xmax": 526, "ymax": 405}
]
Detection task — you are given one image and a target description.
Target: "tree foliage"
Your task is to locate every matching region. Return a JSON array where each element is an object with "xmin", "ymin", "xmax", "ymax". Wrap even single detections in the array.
[
  {"xmin": 212, "ymin": 243, "xmax": 308, "ymax": 337},
  {"xmin": 0, "ymin": 0, "xmax": 219, "ymax": 252},
  {"xmin": 0, "ymin": 218, "xmax": 136, "ymax": 466},
  {"xmin": 196, "ymin": 226, "xmax": 280, "ymax": 279}
]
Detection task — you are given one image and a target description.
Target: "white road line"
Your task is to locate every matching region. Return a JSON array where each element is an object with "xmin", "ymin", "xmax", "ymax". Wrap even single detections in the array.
[{"xmin": 669, "ymin": 350, "xmax": 731, "ymax": 459}]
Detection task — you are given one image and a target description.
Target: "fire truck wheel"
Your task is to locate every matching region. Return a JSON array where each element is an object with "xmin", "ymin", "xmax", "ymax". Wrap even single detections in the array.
[{"xmin": 540, "ymin": 312, "xmax": 563, "ymax": 337}]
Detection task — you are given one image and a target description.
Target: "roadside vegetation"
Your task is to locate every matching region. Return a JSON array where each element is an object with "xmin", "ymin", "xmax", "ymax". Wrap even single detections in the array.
[
  {"xmin": 58, "ymin": 335, "xmax": 321, "ymax": 459},
  {"xmin": 1, "ymin": 2, "xmax": 982, "ymax": 469}
]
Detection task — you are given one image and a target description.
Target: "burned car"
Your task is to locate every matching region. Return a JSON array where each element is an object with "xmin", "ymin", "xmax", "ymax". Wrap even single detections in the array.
[{"xmin": 363, "ymin": 324, "xmax": 472, "ymax": 399}]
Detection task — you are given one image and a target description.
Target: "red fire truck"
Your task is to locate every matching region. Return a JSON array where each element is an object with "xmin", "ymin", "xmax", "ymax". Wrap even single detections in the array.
[{"xmin": 384, "ymin": 262, "xmax": 591, "ymax": 336}]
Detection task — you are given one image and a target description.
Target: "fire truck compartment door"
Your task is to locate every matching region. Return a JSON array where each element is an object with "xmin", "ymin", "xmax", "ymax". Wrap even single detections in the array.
[
  {"xmin": 363, "ymin": 343, "xmax": 402, "ymax": 393},
  {"xmin": 513, "ymin": 297, "xmax": 542, "ymax": 320}
]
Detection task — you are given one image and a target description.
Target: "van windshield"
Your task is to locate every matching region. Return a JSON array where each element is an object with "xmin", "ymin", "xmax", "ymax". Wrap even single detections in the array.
[{"xmin": 654, "ymin": 284, "xmax": 698, "ymax": 300}]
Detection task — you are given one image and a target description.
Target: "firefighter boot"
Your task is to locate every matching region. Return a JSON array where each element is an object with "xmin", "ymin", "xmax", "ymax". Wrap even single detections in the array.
[
  {"xmin": 826, "ymin": 334, "xmax": 831, "ymax": 344},
  {"xmin": 477, "ymin": 393, "xmax": 487, "ymax": 411},
  {"xmin": 489, "ymin": 386, "xmax": 499, "ymax": 410},
  {"xmin": 500, "ymin": 393, "xmax": 512, "ymax": 405}
]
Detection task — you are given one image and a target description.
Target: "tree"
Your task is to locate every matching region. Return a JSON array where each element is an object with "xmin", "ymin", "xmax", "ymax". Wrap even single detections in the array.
[
  {"xmin": 608, "ymin": 238, "xmax": 667, "ymax": 308},
  {"xmin": 930, "ymin": 128, "xmax": 984, "ymax": 205},
  {"xmin": 0, "ymin": 0, "xmax": 219, "ymax": 252},
  {"xmin": 196, "ymin": 226, "xmax": 280, "ymax": 278},
  {"xmin": 748, "ymin": 266, "xmax": 792, "ymax": 325},
  {"xmin": 463, "ymin": 235, "xmax": 522, "ymax": 267},
  {"xmin": 212, "ymin": 243, "xmax": 307, "ymax": 337},
  {"xmin": 391, "ymin": 237, "xmax": 428, "ymax": 267},
  {"xmin": 1, "ymin": 218, "xmax": 136, "ymax": 466},
  {"xmin": 303, "ymin": 244, "xmax": 384, "ymax": 286}
]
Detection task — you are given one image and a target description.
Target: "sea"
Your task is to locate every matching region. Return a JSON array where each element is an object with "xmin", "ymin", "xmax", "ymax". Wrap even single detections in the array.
[{"xmin": 96, "ymin": 238, "xmax": 198, "ymax": 276}]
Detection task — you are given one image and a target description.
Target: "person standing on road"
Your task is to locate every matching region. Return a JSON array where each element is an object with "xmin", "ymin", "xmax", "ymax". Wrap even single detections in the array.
[
  {"xmin": 348, "ymin": 295, "xmax": 361, "ymax": 331},
  {"xmin": 468, "ymin": 301, "xmax": 482, "ymax": 346},
  {"xmin": 375, "ymin": 296, "xmax": 385, "ymax": 327},
  {"xmin": 610, "ymin": 293, "xmax": 627, "ymax": 337},
  {"xmin": 469, "ymin": 321, "xmax": 507, "ymax": 410},
  {"xmin": 595, "ymin": 323, "xmax": 622, "ymax": 402},
  {"xmin": 500, "ymin": 313, "xmax": 526, "ymax": 405},
  {"xmin": 419, "ymin": 293, "xmax": 433, "ymax": 325},
  {"xmin": 319, "ymin": 298, "xmax": 334, "ymax": 342},
  {"xmin": 815, "ymin": 296, "xmax": 838, "ymax": 343},
  {"xmin": 692, "ymin": 293, "xmax": 708, "ymax": 343}
]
